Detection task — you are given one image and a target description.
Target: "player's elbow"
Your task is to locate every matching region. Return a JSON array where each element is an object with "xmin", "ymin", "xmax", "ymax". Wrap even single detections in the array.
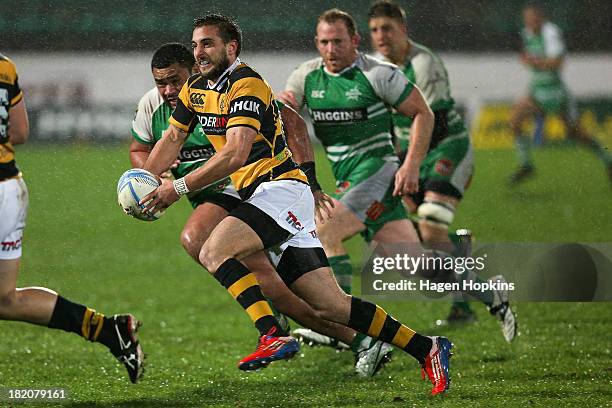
[
  {"xmin": 8, "ymin": 127, "xmax": 29, "ymax": 145},
  {"xmin": 418, "ymin": 107, "xmax": 435, "ymax": 130},
  {"xmin": 221, "ymin": 148, "xmax": 248, "ymax": 172},
  {"xmin": 164, "ymin": 125, "xmax": 188, "ymax": 144},
  {"xmin": 8, "ymin": 101, "xmax": 30, "ymax": 145}
]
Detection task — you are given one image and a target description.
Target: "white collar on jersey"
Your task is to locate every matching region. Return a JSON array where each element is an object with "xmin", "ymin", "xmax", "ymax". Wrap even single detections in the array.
[{"xmin": 207, "ymin": 57, "xmax": 242, "ymax": 91}]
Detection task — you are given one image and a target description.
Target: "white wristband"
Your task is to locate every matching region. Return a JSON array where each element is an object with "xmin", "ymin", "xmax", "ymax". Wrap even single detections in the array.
[{"xmin": 173, "ymin": 177, "xmax": 190, "ymax": 196}]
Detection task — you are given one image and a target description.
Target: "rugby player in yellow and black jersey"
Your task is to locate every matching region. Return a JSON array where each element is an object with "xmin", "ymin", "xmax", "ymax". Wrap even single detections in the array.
[
  {"xmin": 0, "ymin": 54, "xmax": 145, "ymax": 383},
  {"xmin": 142, "ymin": 15, "xmax": 454, "ymax": 394},
  {"xmin": 143, "ymin": 14, "xmax": 322, "ymax": 370}
]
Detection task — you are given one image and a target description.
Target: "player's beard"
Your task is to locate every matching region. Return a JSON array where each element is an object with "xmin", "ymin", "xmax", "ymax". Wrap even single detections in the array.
[{"xmin": 201, "ymin": 53, "xmax": 231, "ymax": 83}]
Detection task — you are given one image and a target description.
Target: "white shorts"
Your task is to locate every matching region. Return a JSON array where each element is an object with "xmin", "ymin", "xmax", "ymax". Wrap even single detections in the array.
[
  {"xmin": 0, "ymin": 176, "xmax": 28, "ymax": 260},
  {"xmin": 235, "ymin": 179, "xmax": 322, "ymax": 249}
]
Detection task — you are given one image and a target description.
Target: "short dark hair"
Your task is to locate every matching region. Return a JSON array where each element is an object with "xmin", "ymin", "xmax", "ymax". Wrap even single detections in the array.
[
  {"xmin": 368, "ymin": 0, "xmax": 407, "ymax": 26},
  {"xmin": 151, "ymin": 43, "xmax": 195, "ymax": 70},
  {"xmin": 193, "ymin": 14, "xmax": 243, "ymax": 56},
  {"xmin": 317, "ymin": 8, "xmax": 358, "ymax": 37}
]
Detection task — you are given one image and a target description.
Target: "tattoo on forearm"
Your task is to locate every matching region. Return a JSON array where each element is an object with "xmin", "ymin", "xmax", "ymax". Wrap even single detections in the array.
[{"xmin": 169, "ymin": 128, "xmax": 186, "ymax": 142}]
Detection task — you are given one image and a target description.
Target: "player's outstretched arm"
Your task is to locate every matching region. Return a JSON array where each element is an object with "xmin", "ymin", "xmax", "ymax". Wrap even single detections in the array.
[
  {"xmin": 281, "ymin": 104, "xmax": 313, "ymax": 164},
  {"xmin": 130, "ymin": 139, "xmax": 179, "ymax": 178},
  {"xmin": 143, "ymin": 124, "xmax": 187, "ymax": 176},
  {"xmin": 8, "ymin": 98, "xmax": 29, "ymax": 145},
  {"xmin": 281, "ymin": 103, "xmax": 334, "ymax": 222},
  {"xmin": 394, "ymin": 87, "xmax": 434, "ymax": 196},
  {"xmin": 183, "ymin": 125, "xmax": 255, "ymax": 191},
  {"xmin": 129, "ymin": 139, "xmax": 152, "ymax": 168},
  {"xmin": 142, "ymin": 125, "xmax": 256, "ymax": 214}
]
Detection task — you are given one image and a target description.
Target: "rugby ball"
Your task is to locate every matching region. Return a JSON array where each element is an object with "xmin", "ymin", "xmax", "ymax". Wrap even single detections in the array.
[{"xmin": 117, "ymin": 168, "xmax": 164, "ymax": 221}]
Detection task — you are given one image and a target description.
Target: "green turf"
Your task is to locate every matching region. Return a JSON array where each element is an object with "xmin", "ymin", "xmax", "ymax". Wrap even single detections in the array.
[{"xmin": 0, "ymin": 143, "xmax": 610, "ymax": 407}]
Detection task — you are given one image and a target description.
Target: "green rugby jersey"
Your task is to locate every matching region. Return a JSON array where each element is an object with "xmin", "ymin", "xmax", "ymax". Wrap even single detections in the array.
[
  {"xmin": 521, "ymin": 22, "xmax": 566, "ymax": 89},
  {"xmin": 376, "ymin": 41, "xmax": 467, "ymax": 150},
  {"xmin": 286, "ymin": 53, "xmax": 413, "ymax": 181},
  {"xmin": 131, "ymin": 87, "xmax": 217, "ymax": 179}
]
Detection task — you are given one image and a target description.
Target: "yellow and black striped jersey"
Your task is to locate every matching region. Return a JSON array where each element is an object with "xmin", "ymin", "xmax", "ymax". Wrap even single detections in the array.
[
  {"xmin": 0, "ymin": 53, "xmax": 22, "ymax": 180},
  {"xmin": 169, "ymin": 58, "xmax": 307, "ymax": 199}
]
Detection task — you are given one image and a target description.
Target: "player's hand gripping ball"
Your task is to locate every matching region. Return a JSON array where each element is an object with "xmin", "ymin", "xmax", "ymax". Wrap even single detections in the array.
[{"xmin": 117, "ymin": 168, "xmax": 165, "ymax": 221}]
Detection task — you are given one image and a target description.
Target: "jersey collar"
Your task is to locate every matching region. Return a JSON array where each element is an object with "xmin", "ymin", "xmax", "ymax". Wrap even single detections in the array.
[
  {"xmin": 322, "ymin": 54, "xmax": 359, "ymax": 77},
  {"xmin": 207, "ymin": 57, "xmax": 242, "ymax": 91}
]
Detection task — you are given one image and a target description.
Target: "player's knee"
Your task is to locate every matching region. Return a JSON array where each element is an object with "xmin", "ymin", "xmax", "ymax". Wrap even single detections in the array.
[
  {"xmin": 0, "ymin": 290, "xmax": 17, "ymax": 319},
  {"xmin": 180, "ymin": 228, "xmax": 203, "ymax": 262},
  {"xmin": 311, "ymin": 292, "xmax": 351, "ymax": 322},
  {"xmin": 199, "ymin": 241, "xmax": 223, "ymax": 274},
  {"xmin": 417, "ymin": 200, "xmax": 454, "ymax": 239}
]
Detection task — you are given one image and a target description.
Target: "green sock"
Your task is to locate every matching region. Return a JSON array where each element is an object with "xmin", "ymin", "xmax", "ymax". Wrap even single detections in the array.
[
  {"xmin": 329, "ymin": 255, "xmax": 352, "ymax": 294},
  {"xmin": 267, "ymin": 298, "xmax": 290, "ymax": 334},
  {"xmin": 515, "ymin": 135, "xmax": 533, "ymax": 167}
]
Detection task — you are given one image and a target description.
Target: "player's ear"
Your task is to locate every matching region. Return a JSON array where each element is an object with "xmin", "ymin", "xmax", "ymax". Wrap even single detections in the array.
[
  {"xmin": 352, "ymin": 32, "xmax": 361, "ymax": 48},
  {"xmin": 313, "ymin": 36, "xmax": 318, "ymax": 48},
  {"xmin": 227, "ymin": 40, "xmax": 239, "ymax": 57}
]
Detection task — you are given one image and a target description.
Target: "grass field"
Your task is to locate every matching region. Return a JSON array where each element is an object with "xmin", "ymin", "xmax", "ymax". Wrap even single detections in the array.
[{"xmin": 1, "ymin": 143, "xmax": 611, "ymax": 407}]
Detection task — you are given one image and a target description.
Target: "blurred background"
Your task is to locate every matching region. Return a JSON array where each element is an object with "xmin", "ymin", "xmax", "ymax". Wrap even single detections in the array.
[{"xmin": 3, "ymin": 0, "xmax": 612, "ymax": 148}]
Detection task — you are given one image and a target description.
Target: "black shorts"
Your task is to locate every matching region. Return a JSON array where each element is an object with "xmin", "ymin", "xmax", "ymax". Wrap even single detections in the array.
[{"xmin": 275, "ymin": 246, "xmax": 330, "ymax": 287}]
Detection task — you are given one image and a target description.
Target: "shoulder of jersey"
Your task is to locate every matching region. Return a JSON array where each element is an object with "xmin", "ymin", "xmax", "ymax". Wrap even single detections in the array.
[
  {"xmin": 0, "ymin": 53, "xmax": 16, "ymax": 70},
  {"xmin": 229, "ymin": 63, "xmax": 263, "ymax": 83},
  {"xmin": 295, "ymin": 57, "xmax": 323, "ymax": 73},
  {"xmin": 369, "ymin": 51, "xmax": 388, "ymax": 62},
  {"xmin": 138, "ymin": 87, "xmax": 164, "ymax": 108},
  {"xmin": 358, "ymin": 52, "xmax": 399, "ymax": 72},
  {"xmin": 411, "ymin": 42, "xmax": 436, "ymax": 58},
  {"xmin": 186, "ymin": 73, "xmax": 205, "ymax": 88},
  {"xmin": 409, "ymin": 43, "xmax": 437, "ymax": 66},
  {"xmin": 0, "ymin": 54, "xmax": 18, "ymax": 81}
]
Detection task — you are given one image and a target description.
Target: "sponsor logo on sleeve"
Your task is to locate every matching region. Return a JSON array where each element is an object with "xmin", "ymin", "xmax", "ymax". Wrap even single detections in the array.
[{"xmin": 230, "ymin": 98, "xmax": 261, "ymax": 115}]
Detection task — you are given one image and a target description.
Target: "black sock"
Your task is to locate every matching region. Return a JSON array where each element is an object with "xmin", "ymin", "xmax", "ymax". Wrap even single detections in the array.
[
  {"xmin": 347, "ymin": 297, "xmax": 432, "ymax": 363},
  {"xmin": 48, "ymin": 296, "xmax": 113, "ymax": 347},
  {"xmin": 404, "ymin": 333, "xmax": 433, "ymax": 364},
  {"xmin": 214, "ymin": 258, "xmax": 286, "ymax": 336}
]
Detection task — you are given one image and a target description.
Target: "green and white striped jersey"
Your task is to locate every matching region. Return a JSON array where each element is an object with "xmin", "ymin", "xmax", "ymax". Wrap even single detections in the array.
[
  {"xmin": 375, "ymin": 41, "xmax": 467, "ymax": 147},
  {"xmin": 521, "ymin": 22, "xmax": 566, "ymax": 88},
  {"xmin": 286, "ymin": 53, "xmax": 413, "ymax": 181},
  {"xmin": 131, "ymin": 87, "xmax": 215, "ymax": 179}
]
